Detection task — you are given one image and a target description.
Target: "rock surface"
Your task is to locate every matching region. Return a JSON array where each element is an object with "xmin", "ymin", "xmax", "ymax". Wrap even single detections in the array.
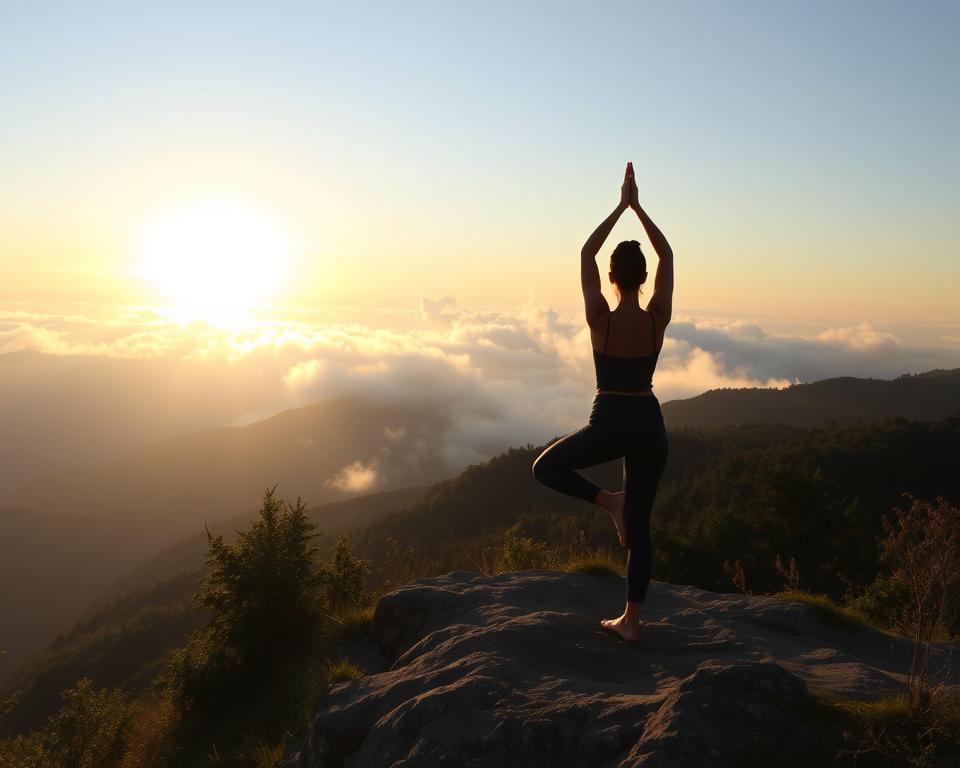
[{"xmin": 282, "ymin": 571, "xmax": 957, "ymax": 768}]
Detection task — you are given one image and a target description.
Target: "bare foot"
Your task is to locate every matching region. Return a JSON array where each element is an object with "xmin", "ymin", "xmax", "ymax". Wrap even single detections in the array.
[{"xmin": 600, "ymin": 614, "xmax": 640, "ymax": 643}]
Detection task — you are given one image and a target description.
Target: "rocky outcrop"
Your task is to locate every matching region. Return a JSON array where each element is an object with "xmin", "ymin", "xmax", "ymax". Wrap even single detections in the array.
[{"xmin": 283, "ymin": 570, "xmax": 952, "ymax": 767}]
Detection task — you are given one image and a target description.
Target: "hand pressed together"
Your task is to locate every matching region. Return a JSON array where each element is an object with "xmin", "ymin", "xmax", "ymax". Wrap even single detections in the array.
[{"xmin": 619, "ymin": 161, "xmax": 639, "ymax": 211}]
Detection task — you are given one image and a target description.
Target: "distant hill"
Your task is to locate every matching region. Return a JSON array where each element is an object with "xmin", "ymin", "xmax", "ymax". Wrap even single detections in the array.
[
  {"xmin": 0, "ymin": 508, "xmax": 160, "ymax": 684},
  {"xmin": 9, "ymin": 395, "xmax": 457, "ymax": 524},
  {"xmin": 0, "ymin": 571, "xmax": 206, "ymax": 736},
  {"xmin": 660, "ymin": 368, "xmax": 960, "ymax": 430}
]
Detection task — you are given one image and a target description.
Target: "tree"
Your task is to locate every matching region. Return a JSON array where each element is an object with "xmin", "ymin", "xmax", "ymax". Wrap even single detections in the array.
[
  {"xmin": 318, "ymin": 531, "xmax": 371, "ymax": 611},
  {"xmin": 165, "ymin": 486, "xmax": 324, "ymax": 715}
]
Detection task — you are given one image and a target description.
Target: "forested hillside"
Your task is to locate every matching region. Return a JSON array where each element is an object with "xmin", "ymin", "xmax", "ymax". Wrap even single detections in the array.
[
  {"xmin": 660, "ymin": 368, "xmax": 960, "ymax": 429},
  {"xmin": 351, "ymin": 415, "xmax": 960, "ymax": 599}
]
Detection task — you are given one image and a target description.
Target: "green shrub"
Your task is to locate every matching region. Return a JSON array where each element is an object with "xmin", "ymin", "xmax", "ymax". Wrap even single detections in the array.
[
  {"xmin": 163, "ymin": 486, "xmax": 324, "ymax": 717},
  {"xmin": 847, "ymin": 574, "xmax": 911, "ymax": 631},
  {"xmin": 493, "ymin": 529, "xmax": 550, "ymax": 572},
  {"xmin": 318, "ymin": 532, "xmax": 371, "ymax": 611},
  {"xmin": 162, "ymin": 625, "xmax": 243, "ymax": 718},
  {"xmin": 0, "ymin": 678, "xmax": 128, "ymax": 768}
]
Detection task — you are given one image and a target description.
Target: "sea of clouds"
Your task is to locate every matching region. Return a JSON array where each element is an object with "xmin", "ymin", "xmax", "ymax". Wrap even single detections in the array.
[{"xmin": 1, "ymin": 297, "xmax": 957, "ymax": 491}]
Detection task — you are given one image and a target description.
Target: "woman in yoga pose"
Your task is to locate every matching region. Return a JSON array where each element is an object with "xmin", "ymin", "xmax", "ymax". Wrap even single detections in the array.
[{"xmin": 531, "ymin": 161, "xmax": 673, "ymax": 644}]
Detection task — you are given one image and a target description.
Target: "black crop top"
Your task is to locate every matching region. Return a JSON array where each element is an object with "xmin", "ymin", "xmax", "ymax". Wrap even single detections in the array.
[{"xmin": 592, "ymin": 310, "xmax": 660, "ymax": 392}]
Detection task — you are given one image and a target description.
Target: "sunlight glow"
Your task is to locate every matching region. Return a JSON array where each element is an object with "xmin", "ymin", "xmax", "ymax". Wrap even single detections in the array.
[{"xmin": 136, "ymin": 201, "xmax": 290, "ymax": 328}]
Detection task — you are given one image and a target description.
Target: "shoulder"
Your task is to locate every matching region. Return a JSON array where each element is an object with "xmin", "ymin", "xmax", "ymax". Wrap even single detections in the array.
[
  {"xmin": 646, "ymin": 301, "xmax": 671, "ymax": 329},
  {"xmin": 584, "ymin": 291, "xmax": 610, "ymax": 328},
  {"xmin": 586, "ymin": 306, "xmax": 612, "ymax": 333}
]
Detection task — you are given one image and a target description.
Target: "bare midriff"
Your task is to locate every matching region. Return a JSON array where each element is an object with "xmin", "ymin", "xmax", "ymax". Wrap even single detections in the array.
[{"xmin": 596, "ymin": 388, "xmax": 653, "ymax": 396}]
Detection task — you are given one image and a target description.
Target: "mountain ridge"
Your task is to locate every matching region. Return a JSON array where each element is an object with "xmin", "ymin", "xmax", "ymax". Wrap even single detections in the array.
[{"xmin": 660, "ymin": 367, "xmax": 960, "ymax": 430}]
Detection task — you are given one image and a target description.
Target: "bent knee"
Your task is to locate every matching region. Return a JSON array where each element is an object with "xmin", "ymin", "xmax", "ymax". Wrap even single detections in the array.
[
  {"xmin": 531, "ymin": 456, "xmax": 544, "ymax": 481},
  {"xmin": 531, "ymin": 454, "xmax": 551, "ymax": 482}
]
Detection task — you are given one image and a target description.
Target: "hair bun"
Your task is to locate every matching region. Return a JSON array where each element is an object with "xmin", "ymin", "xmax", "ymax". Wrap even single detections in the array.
[{"xmin": 610, "ymin": 240, "xmax": 647, "ymax": 292}]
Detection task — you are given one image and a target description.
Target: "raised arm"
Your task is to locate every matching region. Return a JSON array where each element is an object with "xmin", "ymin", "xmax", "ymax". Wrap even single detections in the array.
[
  {"xmin": 580, "ymin": 165, "xmax": 633, "ymax": 325},
  {"xmin": 630, "ymin": 186, "xmax": 673, "ymax": 325}
]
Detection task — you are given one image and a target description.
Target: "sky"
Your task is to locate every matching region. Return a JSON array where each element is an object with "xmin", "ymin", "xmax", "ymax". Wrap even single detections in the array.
[
  {"xmin": 1, "ymin": 1, "xmax": 959, "ymax": 488},
  {"xmin": 2, "ymin": 0, "xmax": 958, "ymax": 317}
]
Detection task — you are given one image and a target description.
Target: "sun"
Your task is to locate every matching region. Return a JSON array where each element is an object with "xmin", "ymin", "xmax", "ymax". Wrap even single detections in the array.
[{"xmin": 136, "ymin": 201, "xmax": 290, "ymax": 328}]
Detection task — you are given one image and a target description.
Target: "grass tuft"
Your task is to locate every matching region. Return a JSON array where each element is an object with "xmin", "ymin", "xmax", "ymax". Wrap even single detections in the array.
[
  {"xmin": 555, "ymin": 549, "xmax": 623, "ymax": 580},
  {"xmin": 299, "ymin": 656, "xmax": 364, "ymax": 725},
  {"xmin": 320, "ymin": 604, "xmax": 376, "ymax": 644},
  {"xmin": 772, "ymin": 589, "xmax": 880, "ymax": 631}
]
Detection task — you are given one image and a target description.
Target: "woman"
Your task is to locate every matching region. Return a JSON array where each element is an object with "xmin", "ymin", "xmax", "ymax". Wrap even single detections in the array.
[{"xmin": 531, "ymin": 161, "xmax": 672, "ymax": 644}]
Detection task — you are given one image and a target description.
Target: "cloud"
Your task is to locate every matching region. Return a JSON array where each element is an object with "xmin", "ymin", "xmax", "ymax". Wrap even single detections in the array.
[
  {"xmin": 325, "ymin": 459, "xmax": 380, "ymax": 493},
  {"xmin": 419, "ymin": 295, "xmax": 457, "ymax": 324},
  {"xmin": 661, "ymin": 316, "xmax": 956, "ymax": 386},
  {"xmin": 815, "ymin": 322, "xmax": 899, "ymax": 351},
  {"xmin": 1, "ymin": 299, "xmax": 958, "ymax": 490},
  {"xmin": 655, "ymin": 346, "xmax": 794, "ymax": 400}
]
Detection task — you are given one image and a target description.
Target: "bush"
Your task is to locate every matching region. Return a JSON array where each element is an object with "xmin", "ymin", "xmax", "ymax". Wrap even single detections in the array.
[
  {"xmin": 493, "ymin": 528, "xmax": 550, "ymax": 572},
  {"xmin": 318, "ymin": 531, "xmax": 371, "ymax": 611},
  {"xmin": 163, "ymin": 486, "xmax": 324, "ymax": 717},
  {"xmin": 0, "ymin": 678, "xmax": 129, "ymax": 768},
  {"xmin": 162, "ymin": 626, "xmax": 243, "ymax": 719},
  {"xmin": 846, "ymin": 574, "xmax": 911, "ymax": 631}
]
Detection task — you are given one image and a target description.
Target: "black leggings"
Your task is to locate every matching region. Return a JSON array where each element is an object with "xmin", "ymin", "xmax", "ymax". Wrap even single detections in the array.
[{"xmin": 531, "ymin": 393, "xmax": 668, "ymax": 603}]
